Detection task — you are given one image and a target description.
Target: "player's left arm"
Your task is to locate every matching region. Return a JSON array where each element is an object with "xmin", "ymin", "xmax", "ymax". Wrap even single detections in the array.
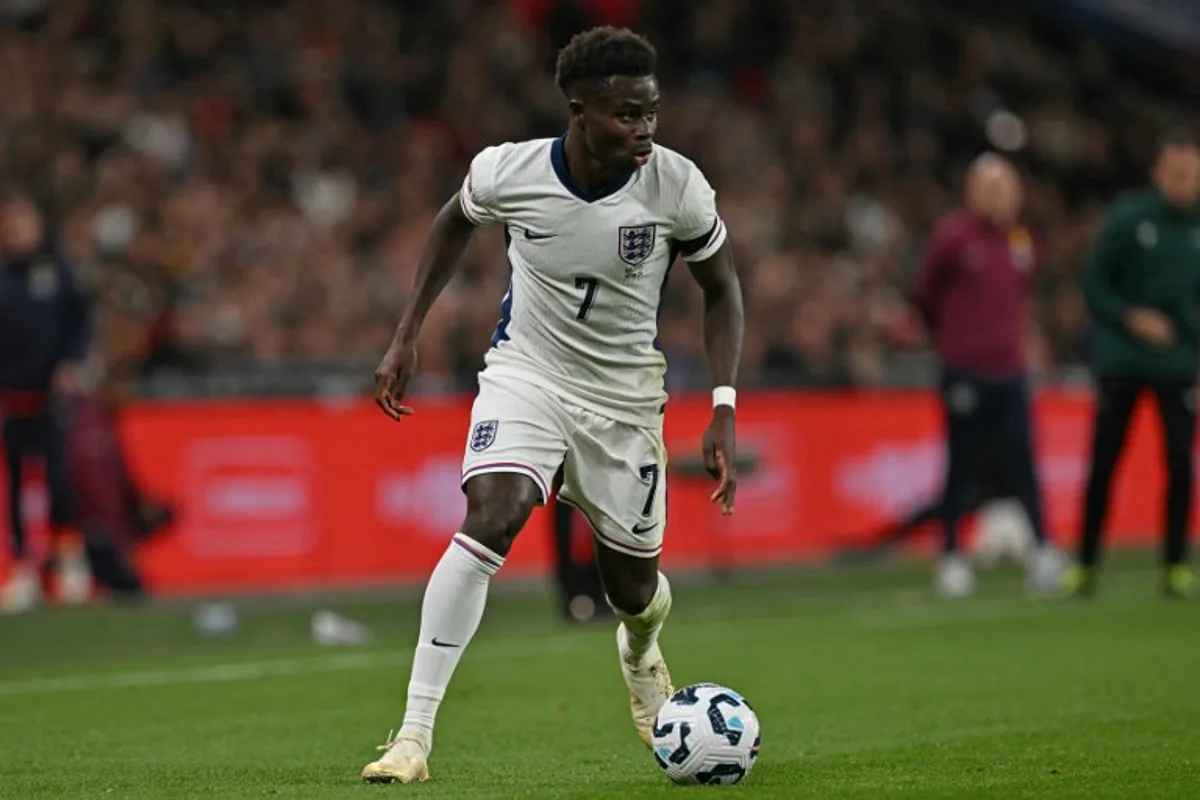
[
  {"xmin": 674, "ymin": 162, "xmax": 742, "ymax": 514},
  {"xmin": 686, "ymin": 238, "xmax": 743, "ymax": 515}
]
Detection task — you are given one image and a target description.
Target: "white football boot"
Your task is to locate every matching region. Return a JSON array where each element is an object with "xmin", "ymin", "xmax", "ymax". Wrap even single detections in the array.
[
  {"xmin": 617, "ymin": 623, "xmax": 674, "ymax": 747},
  {"xmin": 361, "ymin": 730, "xmax": 430, "ymax": 784},
  {"xmin": 935, "ymin": 553, "xmax": 977, "ymax": 599},
  {"xmin": 57, "ymin": 549, "xmax": 92, "ymax": 606},
  {"xmin": 1026, "ymin": 545, "xmax": 1066, "ymax": 597},
  {"xmin": 1, "ymin": 563, "xmax": 41, "ymax": 615}
]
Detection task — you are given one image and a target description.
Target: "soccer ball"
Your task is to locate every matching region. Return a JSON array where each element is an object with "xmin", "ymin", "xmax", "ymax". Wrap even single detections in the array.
[
  {"xmin": 972, "ymin": 499, "xmax": 1033, "ymax": 568},
  {"xmin": 651, "ymin": 683, "xmax": 761, "ymax": 786}
]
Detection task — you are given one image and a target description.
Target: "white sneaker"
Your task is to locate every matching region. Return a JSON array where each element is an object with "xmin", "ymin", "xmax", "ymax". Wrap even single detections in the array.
[
  {"xmin": 617, "ymin": 624, "xmax": 674, "ymax": 748},
  {"xmin": 361, "ymin": 730, "xmax": 430, "ymax": 784},
  {"xmin": 1, "ymin": 564, "xmax": 42, "ymax": 614},
  {"xmin": 1026, "ymin": 546, "xmax": 1066, "ymax": 597},
  {"xmin": 57, "ymin": 551, "xmax": 92, "ymax": 606},
  {"xmin": 936, "ymin": 553, "xmax": 976, "ymax": 599}
]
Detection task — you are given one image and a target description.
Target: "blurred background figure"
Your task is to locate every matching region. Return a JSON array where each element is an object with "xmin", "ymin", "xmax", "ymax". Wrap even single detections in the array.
[
  {"xmin": 67, "ymin": 361, "xmax": 176, "ymax": 601},
  {"xmin": 913, "ymin": 155, "xmax": 1062, "ymax": 598},
  {"xmin": 0, "ymin": 190, "xmax": 93, "ymax": 613},
  {"xmin": 1071, "ymin": 129, "xmax": 1200, "ymax": 599}
]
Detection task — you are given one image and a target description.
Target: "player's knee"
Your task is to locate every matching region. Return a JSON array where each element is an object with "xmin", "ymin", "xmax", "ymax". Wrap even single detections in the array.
[
  {"xmin": 461, "ymin": 475, "xmax": 540, "ymax": 556},
  {"xmin": 462, "ymin": 499, "xmax": 531, "ymax": 556},
  {"xmin": 607, "ymin": 576, "xmax": 658, "ymax": 616}
]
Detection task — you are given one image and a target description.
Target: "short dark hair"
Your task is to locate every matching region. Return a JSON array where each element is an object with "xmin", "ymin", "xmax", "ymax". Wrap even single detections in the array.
[
  {"xmin": 1158, "ymin": 126, "xmax": 1198, "ymax": 153},
  {"xmin": 554, "ymin": 26, "xmax": 656, "ymax": 96}
]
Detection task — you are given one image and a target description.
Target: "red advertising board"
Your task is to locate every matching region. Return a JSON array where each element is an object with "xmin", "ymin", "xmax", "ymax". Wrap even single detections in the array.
[{"xmin": 0, "ymin": 389, "xmax": 1182, "ymax": 597}]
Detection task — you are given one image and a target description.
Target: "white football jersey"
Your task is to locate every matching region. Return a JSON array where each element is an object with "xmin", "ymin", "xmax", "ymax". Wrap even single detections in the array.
[{"xmin": 459, "ymin": 136, "xmax": 726, "ymax": 428}]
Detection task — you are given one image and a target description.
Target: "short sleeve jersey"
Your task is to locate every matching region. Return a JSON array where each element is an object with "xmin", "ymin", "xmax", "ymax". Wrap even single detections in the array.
[{"xmin": 459, "ymin": 136, "xmax": 726, "ymax": 427}]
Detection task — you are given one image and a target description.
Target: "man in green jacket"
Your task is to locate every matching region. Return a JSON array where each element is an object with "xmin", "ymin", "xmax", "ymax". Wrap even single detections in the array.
[{"xmin": 1072, "ymin": 128, "xmax": 1200, "ymax": 598}]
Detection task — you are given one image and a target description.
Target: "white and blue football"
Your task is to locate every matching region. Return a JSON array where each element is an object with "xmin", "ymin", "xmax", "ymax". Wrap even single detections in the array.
[{"xmin": 650, "ymin": 683, "xmax": 761, "ymax": 786}]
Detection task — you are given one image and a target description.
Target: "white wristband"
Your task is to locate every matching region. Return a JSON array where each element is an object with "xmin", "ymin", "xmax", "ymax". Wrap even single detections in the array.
[{"xmin": 712, "ymin": 386, "xmax": 736, "ymax": 410}]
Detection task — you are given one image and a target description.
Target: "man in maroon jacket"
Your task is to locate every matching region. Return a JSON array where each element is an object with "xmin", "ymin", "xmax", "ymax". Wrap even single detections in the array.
[
  {"xmin": 68, "ymin": 368, "xmax": 175, "ymax": 599},
  {"xmin": 913, "ymin": 154, "xmax": 1063, "ymax": 598}
]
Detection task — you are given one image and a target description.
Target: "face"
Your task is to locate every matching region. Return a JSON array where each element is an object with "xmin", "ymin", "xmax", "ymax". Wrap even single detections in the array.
[
  {"xmin": 1154, "ymin": 145, "xmax": 1200, "ymax": 208},
  {"xmin": 965, "ymin": 157, "xmax": 1023, "ymax": 226},
  {"xmin": 0, "ymin": 197, "xmax": 44, "ymax": 257},
  {"xmin": 572, "ymin": 75, "xmax": 659, "ymax": 173}
]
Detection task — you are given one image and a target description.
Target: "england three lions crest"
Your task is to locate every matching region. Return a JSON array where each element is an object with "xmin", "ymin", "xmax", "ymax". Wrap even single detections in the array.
[
  {"xmin": 619, "ymin": 225, "xmax": 656, "ymax": 267},
  {"xmin": 470, "ymin": 419, "xmax": 499, "ymax": 452}
]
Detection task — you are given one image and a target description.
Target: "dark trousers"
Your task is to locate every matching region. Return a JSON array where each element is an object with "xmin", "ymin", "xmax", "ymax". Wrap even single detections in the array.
[
  {"xmin": 3, "ymin": 409, "xmax": 72, "ymax": 560},
  {"xmin": 551, "ymin": 497, "xmax": 609, "ymax": 621},
  {"xmin": 853, "ymin": 463, "xmax": 1014, "ymax": 556},
  {"xmin": 939, "ymin": 370, "xmax": 1048, "ymax": 554},
  {"xmin": 1079, "ymin": 377, "xmax": 1196, "ymax": 568}
]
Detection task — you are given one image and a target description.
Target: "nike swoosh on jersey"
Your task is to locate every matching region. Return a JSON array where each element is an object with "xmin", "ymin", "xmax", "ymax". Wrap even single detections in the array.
[
  {"xmin": 523, "ymin": 229, "xmax": 556, "ymax": 240},
  {"xmin": 631, "ymin": 522, "xmax": 659, "ymax": 535},
  {"xmin": 431, "ymin": 638, "xmax": 461, "ymax": 648}
]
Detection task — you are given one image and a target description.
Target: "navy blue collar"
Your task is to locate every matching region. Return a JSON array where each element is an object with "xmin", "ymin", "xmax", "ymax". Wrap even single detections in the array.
[{"xmin": 550, "ymin": 135, "xmax": 634, "ymax": 202}]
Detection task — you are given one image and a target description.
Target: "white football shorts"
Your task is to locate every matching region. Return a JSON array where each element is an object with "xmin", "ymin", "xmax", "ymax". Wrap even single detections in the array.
[{"xmin": 461, "ymin": 371, "xmax": 668, "ymax": 558}]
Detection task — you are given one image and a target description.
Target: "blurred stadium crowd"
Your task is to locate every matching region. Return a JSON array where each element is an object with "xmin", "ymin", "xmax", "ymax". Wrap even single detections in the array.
[{"xmin": 2, "ymin": 0, "xmax": 1196, "ymax": 393}]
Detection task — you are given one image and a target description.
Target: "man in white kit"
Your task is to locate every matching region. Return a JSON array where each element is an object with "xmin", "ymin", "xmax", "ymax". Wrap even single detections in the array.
[{"xmin": 364, "ymin": 26, "xmax": 745, "ymax": 784}]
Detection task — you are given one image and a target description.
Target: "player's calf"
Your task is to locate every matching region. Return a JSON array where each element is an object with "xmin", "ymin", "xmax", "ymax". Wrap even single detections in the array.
[{"xmin": 363, "ymin": 474, "xmax": 539, "ymax": 783}]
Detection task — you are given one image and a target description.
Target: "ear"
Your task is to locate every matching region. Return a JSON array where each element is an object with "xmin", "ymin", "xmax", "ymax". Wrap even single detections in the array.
[{"xmin": 568, "ymin": 98, "xmax": 586, "ymax": 127}]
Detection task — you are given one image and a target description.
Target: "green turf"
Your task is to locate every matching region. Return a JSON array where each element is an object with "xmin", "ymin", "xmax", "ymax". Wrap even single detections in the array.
[{"xmin": 0, "ymin": 556, "xmax": 1197, "ymax": 799}]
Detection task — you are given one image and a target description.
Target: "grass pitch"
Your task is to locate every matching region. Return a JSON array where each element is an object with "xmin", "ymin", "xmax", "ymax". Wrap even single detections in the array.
[{"xmin": 0, "ymin": 555, "xmax": 1197, "ymax": 799}]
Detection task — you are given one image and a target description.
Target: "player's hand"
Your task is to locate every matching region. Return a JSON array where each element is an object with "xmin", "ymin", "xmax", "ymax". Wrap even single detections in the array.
[
  {"xmin": 373, "ymin": 337, "xmax": 418, "ymax": 421},
  {"xmin": 702, "ymin": 405, "xmax": 737, "ymax": 515},
  {"xmin": 1126, "ymin": 307, "xmax": 1175, "ymax": 348}
]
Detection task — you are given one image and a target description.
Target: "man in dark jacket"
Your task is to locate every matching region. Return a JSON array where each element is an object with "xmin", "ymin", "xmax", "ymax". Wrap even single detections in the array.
[
  {"xmin": 0, "ymin": 191, "xmax": 92, "ymax": 613},
  {"xmin": 1071, "ymin": 129, "xmax": 1200, "ymax": 599}
]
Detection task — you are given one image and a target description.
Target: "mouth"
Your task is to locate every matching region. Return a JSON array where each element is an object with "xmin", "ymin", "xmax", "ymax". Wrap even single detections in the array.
[{"xmin": 632, "ymin": 144, "xmax": 653, "ymax": 167}]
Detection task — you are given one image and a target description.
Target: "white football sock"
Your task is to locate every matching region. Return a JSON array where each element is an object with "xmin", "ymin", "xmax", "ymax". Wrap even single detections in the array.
[
  {"xmin": 399, "ymin": 533, "xmax": 504, "ymax": 746},
  {"xmin": 615, "ymin": 572, "xmax": 672, "ymax": 662}
]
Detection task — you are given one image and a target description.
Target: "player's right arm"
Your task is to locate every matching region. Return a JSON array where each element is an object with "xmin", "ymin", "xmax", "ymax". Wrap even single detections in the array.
[
  {"xmin": 375, "ymin": 146, "xmax": 508, "ymax": 420},
  {"xmin": 374, "ymin": 196, "xmax": 477, "ymax": 419}
]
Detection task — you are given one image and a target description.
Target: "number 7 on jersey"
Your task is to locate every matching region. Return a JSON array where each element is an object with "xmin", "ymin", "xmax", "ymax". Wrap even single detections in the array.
[{"xmin": 574, "ymin": 276, "xmax": 599, "ymax": 320}]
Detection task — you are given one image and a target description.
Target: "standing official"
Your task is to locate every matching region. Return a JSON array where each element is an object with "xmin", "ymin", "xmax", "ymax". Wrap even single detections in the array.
[
  {"xmin": 1072, "ymin": 130, "xmax": 1200, "ymax": 599},
  {"xmin": 913, "ymin": 154, "xmax": 1063, "ymax": 598},
  {"xmin": 0, "ymin": 191, "xmax": 93, "ymax": 613}
]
